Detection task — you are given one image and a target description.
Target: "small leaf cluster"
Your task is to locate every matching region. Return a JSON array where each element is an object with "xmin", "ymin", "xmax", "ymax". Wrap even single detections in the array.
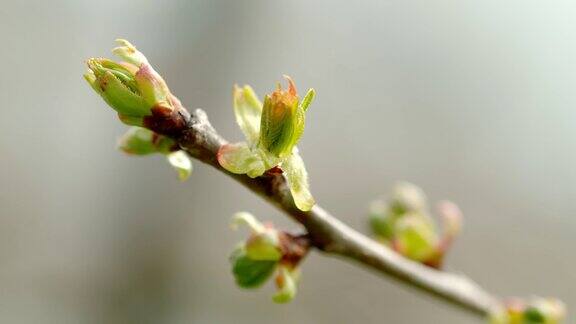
[
  {"xmin": 490, "ymin": 298, "xmax": 566, "ymax": 324},
  {"xmin": 118, "ymin": 127, "xmax": 192, "ymax": 180},
  {"xmin": 84, "ymin": 39, "xmax": 177, "ymax": 127},
  {"xmin": 229, "ymin": 212, "xmax": 303, "ymax": 303},
  {"xmin": 85, "ymin": 40, "xmax": 192, "ymax": 180},
  {"xmin": 218, "ymin": 78, "xmax": 315, "ymax": 211},
  {"xmin": 369, "ymin": 182, "xmax": 462, "ymax": 268}
]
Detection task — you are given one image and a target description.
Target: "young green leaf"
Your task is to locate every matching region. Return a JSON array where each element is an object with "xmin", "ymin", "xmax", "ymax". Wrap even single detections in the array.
[
  {"xmin": 217, "ymin": 142, "xmax": 266, "ymax": 178},
  {"xmin": 230, "ymin": 245, "xmax": 277, "ymax": 289},
  {"xmin": 282, "ymin": 151, "xmax": 315, "ymax": 211},
  {"xmin": 117, "ymin": 127, "xmax": 175, "ymax": 155},
  {"xmin": 233, "ymin": 85, "xmax": 262, "ymax": 145},
  {"xmin": 166, "ymin": 151, "xmax": 193, "ymax": 181},
  {"xmin": 299, "ymin": 88, "xmax": 315, "ymax": 112}
]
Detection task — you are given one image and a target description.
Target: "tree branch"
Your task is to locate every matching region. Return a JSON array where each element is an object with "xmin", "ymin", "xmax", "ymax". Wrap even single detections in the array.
[{"xmin": 177, "ymin": 108, "xmax": 500, "ymax": 319}]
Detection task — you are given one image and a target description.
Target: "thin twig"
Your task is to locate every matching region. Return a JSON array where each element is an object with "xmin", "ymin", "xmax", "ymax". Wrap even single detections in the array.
[{"xmin": 176, "ymin": 108, "xmax": 500, "ymax": 319}]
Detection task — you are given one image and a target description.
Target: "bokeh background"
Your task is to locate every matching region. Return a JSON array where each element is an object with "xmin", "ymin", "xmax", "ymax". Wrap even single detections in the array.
[{"xmin": 1, "ymin": 0, "xmax": 575, "ymax": 323}]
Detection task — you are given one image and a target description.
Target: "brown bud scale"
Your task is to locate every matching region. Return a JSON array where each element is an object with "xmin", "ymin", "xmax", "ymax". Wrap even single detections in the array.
[
  {"xmin": 143, "ymin": 105, "xmax": 190, "ymax": 137},
  {"xmin": 278, "ymin": 232, "xmax": 310, "ymax": 267}
]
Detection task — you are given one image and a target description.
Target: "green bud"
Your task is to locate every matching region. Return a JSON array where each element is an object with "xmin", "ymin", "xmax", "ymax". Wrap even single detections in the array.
[
  {"xmin": 229, "ymin": 212, "xmax": 308, "ymax": 303},
  {"xmin": 369, "ymin": 183, "xmax": 465, "ymax": 267},
  {"xmin": 369, "ymin": 200, "xmax": 412, "ymax": 245},
  {"xmin": 524, "ymin": 308, "xmax": 546, "ymax": 323},
  {"xmin": 230, "ymin": 245, "xmax": 277, "ymax": 289},
  {"xmin": 117, "ymin": 127, "xmax": 192, "ymax": 181},
  {"xmin": 231, "ymin": 212, "xmax": 282, "ymax": 261},
  {"xmin": 369, "ymin": 183, "xmax": 429, "ymax": 244},
  {"xmin": 259, "ymin": 76, "xmax": 313, "ymax": 158},
  {"xmin": 525, "ymin": 298, "xmax": 566, "ymax": 324},
  {"xmin": 117, "ymin": 127, "xmax": 176, "ymax": 155},
  {"xmin": 393, "ymin": 214, "xmax": 439, "ymax": 262},
  {"xmin": 84, "ymin": 39, "xmax": 175, "ymax": 125},
  {"xmin": 391, "ymin": 182, "xmax": 428, "ymax": 213},
  {"xmin": 369, "ymin": 199, "xmax": 395, "ymax": 241},
  {"xmin": 85, "ymin": 58, "xmax": 149, "ymax": 119},
  {"xmin": 272, "ymin": 265, "xmax": 299, "ymax": 304},
  {"xmin": 490, "ymin": 298, "xmax": 566, "ymax": 324},
  {"xmin": 245, "ymin": 231, "xmax": 282, "ymax": 261}
]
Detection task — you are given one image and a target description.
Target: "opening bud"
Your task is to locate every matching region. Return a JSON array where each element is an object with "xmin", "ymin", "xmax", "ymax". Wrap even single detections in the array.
[
  {"xmin": 259, "ymin": 76, "xmax": 312, "ymax": 158},
  {"xmin": 229, "ymin": 212, "xmax": 309, "ymax": 303},
  {"xmin": 369, "ymin": 182, "xmax": 463, "ymax": 268},
  {"xmin": 85, "ymin": 39, "xmax": 177, "ymax": 128},
  {"xmin": 219, "ymin": 77, "xmax": 316, "ymax": 211},
  {"xmin": 231, "ymin": 212, "xmax": 282, "ymax": 261}
]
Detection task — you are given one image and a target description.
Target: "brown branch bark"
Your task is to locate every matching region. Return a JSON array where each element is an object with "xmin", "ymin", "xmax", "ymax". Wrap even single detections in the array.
[{"xmin": 174, "ymin": 108, "xmax": 500, "ymax": 319}]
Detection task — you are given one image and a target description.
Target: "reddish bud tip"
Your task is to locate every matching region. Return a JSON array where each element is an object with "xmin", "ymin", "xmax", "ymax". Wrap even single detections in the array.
[{"xmin": 283, "ymin": 75, "xmax": 297, "ymax": 96}]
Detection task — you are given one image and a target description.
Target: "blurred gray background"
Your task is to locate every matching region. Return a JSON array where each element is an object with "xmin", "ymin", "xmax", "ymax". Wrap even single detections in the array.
[{"xmin": 0, "ymin": 0, "xmax": 574, "ymax": 323}]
